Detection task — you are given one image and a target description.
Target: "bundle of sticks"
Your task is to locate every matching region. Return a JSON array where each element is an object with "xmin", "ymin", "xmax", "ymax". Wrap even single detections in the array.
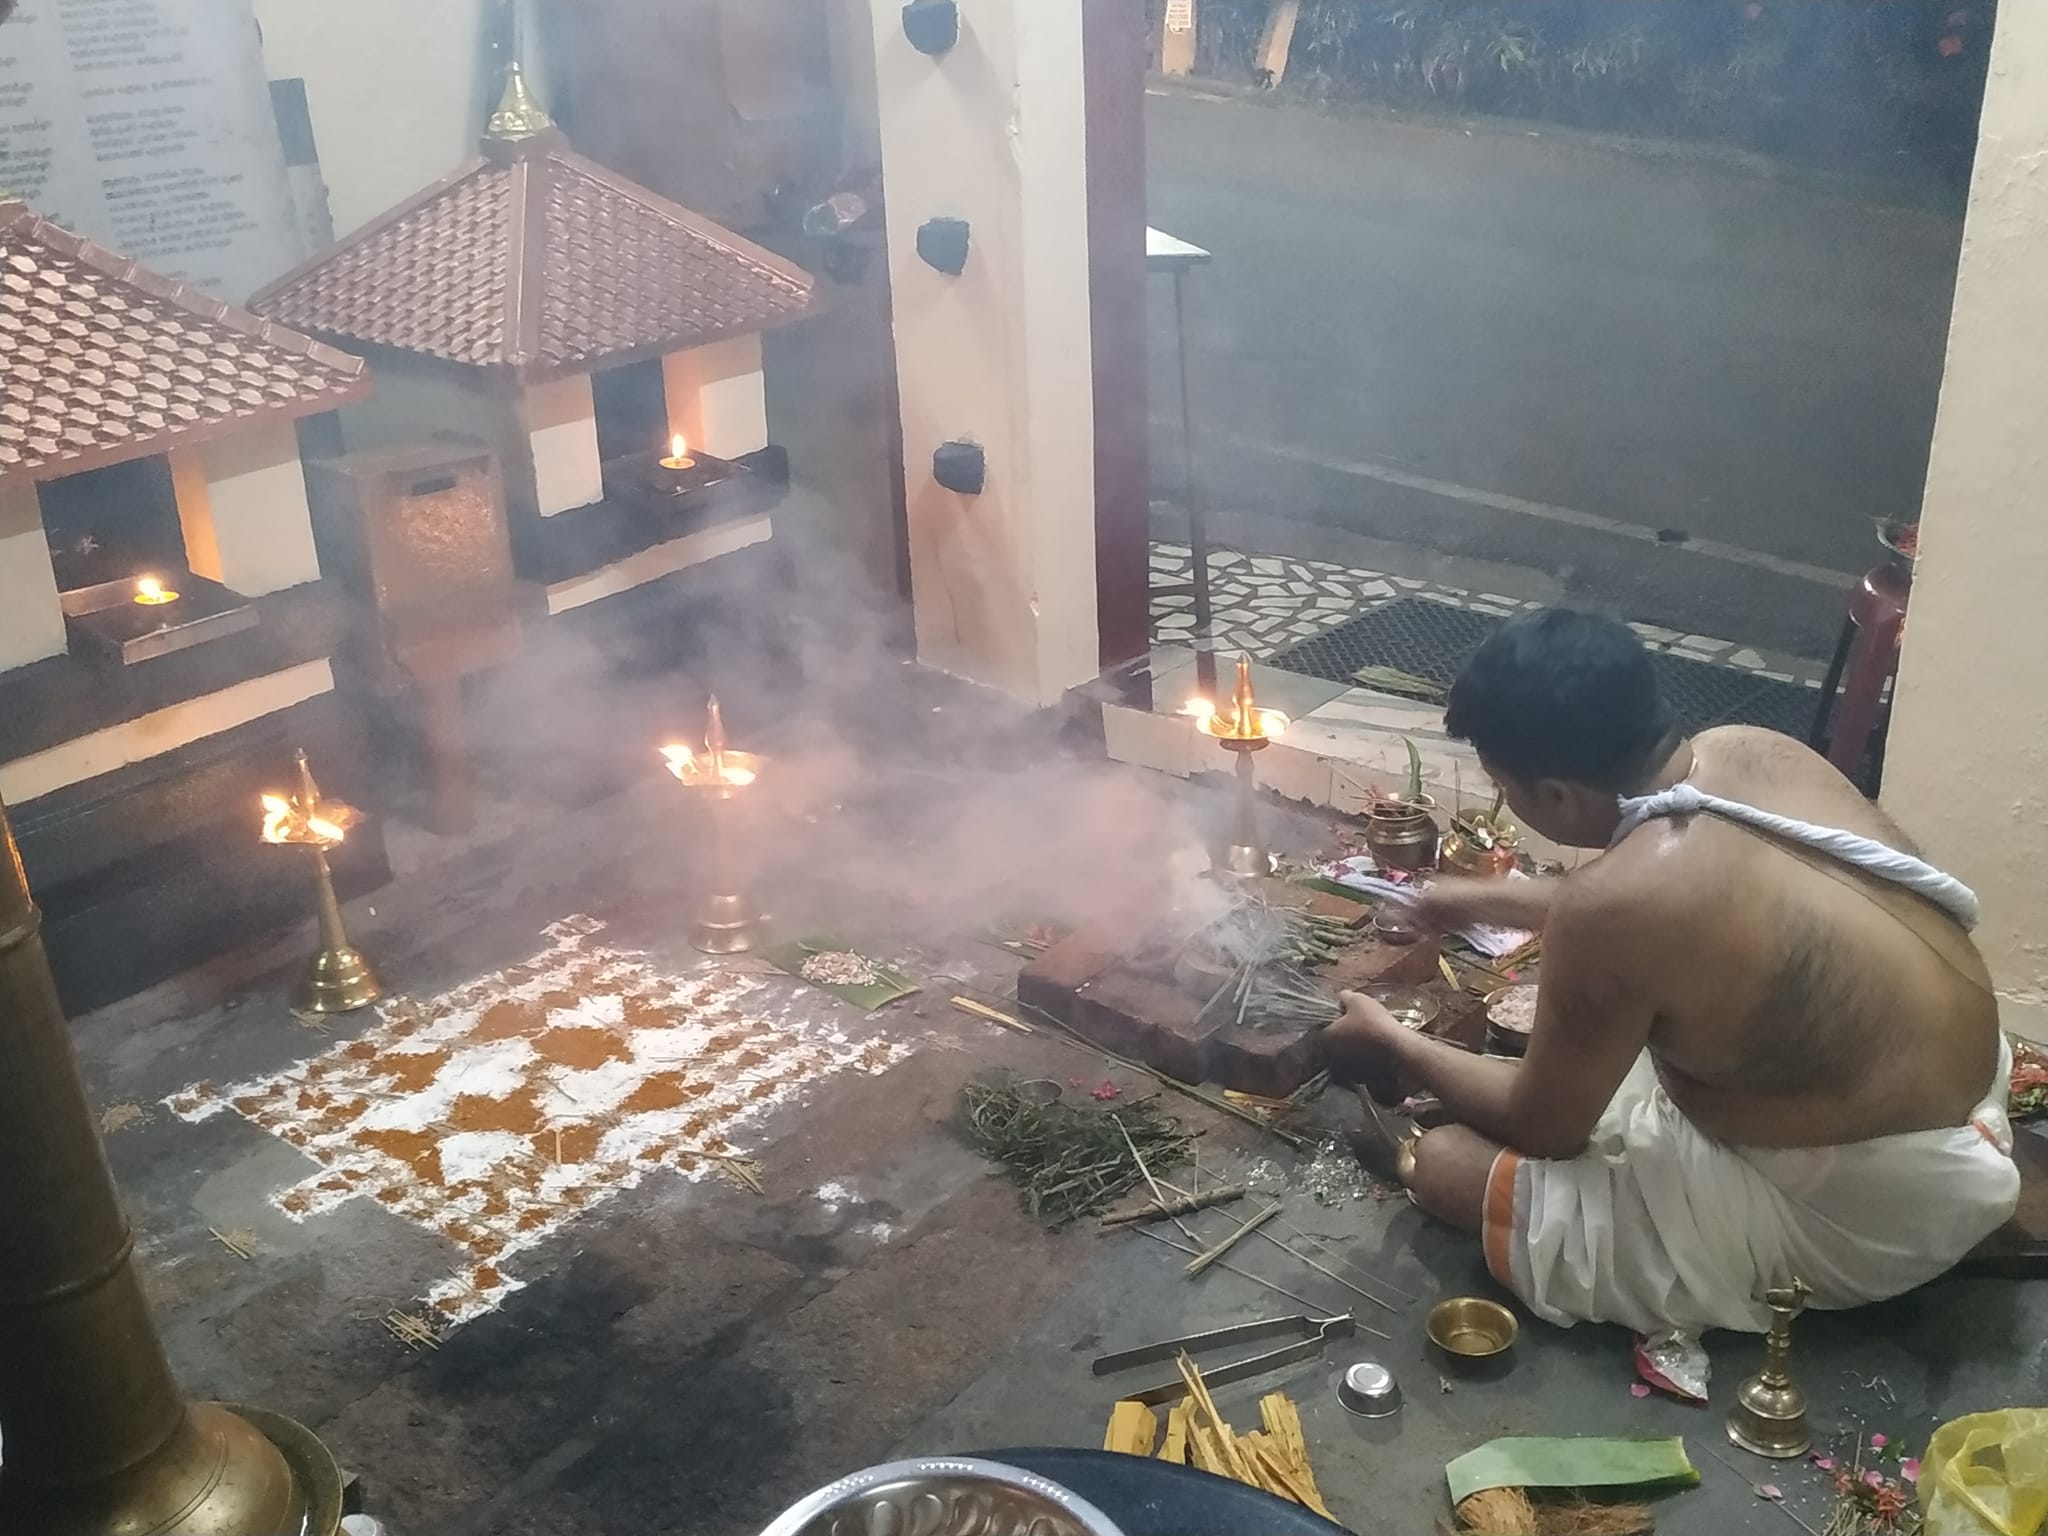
[
  {"xmin": 1102, "ymin": 1353, "xmax": 1336, "ymax": 1522},
  {"xmin": 1195, "ymin": 898, "xmax": 1353, "ymax": 1032}
]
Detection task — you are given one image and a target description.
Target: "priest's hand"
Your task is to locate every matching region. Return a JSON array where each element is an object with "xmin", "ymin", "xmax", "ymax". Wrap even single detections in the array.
[
  {"xmin": 1316, "ymin": 989, "xmax": 1407, "ymax": 1105},
  {"xmin": 1402, "ymin": 875, "xmax": 1559, "ymax": 935}
]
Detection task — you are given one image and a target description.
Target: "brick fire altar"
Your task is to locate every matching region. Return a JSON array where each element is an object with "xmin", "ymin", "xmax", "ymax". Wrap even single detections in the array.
[{"xmin": 1016, "ymin": 879, "xmax": 1483, "ymax": 1099}]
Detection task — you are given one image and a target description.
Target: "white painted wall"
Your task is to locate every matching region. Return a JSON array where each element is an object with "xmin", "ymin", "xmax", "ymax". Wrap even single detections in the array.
[
  {"xmin": 521, "ymin": 375, "xmax": 605, "ymax": 516},
  {"xmin": 1884, "ymin": 2, "xmax": 2048, "ymax": 1039},
  {"xmin": 172, "ymin": 420, "xmax": 324, "ymax": 596},
  {"xmin": 865, "ymin": 0, "xmax": 1100, "ymax": 707},
  {"xmin": 253, "ymin": 0, "xmax": 514, "ymax": 238},
  {"xmin": 0, "ymin": 659, "xmax": 335, "ymax": 805},
  {"xmin": 0, "ymin": 479, "xmax": 66, "ymax": 672},
  {"xmin": 663, "ymin": 334, "xmax": 769, "ymax": 460}
]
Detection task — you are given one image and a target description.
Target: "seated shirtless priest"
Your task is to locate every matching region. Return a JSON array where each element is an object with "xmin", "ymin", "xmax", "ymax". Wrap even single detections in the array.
[{"xmin": 1318, "ymin": 609, "xmax": 2017, "ymax": 1335}]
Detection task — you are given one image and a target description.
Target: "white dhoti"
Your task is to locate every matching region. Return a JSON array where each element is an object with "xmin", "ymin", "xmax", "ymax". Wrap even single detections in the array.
[{"xmin": 1482, "ymin": 1042, "xmax": 2020, "ymax": 1335}]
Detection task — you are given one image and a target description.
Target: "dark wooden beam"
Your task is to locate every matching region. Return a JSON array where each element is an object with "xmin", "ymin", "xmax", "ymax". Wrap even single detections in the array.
[{"xmin": 1083, "ymin": 0, "xmax": 1152, "ymax": 672}]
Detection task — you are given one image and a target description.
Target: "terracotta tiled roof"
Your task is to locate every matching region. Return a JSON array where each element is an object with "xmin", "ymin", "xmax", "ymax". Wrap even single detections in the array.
[
  {"xmin": 0, "ymin": 202, "xmax": 370, "ymax": 483},
  {"xmin": 248, "ymin": 135, "xmax": 815, "ymax": 380}
]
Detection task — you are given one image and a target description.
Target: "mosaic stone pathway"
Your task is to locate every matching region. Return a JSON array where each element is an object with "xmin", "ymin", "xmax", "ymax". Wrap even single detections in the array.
[{"xmin": 1147, "ymin": 541, "xmax": 1826, "ymax": 688}]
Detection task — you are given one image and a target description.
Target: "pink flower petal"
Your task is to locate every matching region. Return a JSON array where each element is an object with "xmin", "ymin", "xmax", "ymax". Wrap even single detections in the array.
[
  {"xmin": 1629, "ymin": 1382, "xmax": 1651, "ymax": 1398},
  {"xmin": 1758, "ymin": 1484, "xmax": 1784, "ymax": 1501},
  {"xmin": 1871, "ymin": 1433, "xmax": 1889, "ymax": 1450},
  {"xmin": 1812, "ymin": 1455, "xmax": 1836, "ymax": 1472},
  {"xmin": 1864, "ymin": 1469, "xmax": 1886, "ymax": 1489},
  {"xmin": 1902, "ymin": 1459, "xmax": 1921, "ymax": 1485}
]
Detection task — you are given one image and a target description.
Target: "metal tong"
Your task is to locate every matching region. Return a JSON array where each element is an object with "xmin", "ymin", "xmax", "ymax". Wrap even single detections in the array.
[{"xmin": 1091, "ymin": 1312, "xmax": 1358, "ymax": 1406}]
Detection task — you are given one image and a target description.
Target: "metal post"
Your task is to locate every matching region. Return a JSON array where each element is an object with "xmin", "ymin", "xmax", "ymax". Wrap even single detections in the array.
[{"xmin": 1173, "ymin": 267, "xmax": 1218, "ymax": 695}]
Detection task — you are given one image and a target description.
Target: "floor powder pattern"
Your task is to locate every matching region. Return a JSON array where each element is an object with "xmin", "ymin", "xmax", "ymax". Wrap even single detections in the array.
[{"xmin": 165, "ymin": 916, "xmax": 905, "ymax": 1325}]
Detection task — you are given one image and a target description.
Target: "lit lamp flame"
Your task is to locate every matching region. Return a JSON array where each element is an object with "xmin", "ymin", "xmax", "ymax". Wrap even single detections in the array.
[
  {"xmin": 659, "ymin": 697, "xmax": 757, "ymax": 786},
  {"xmin": 133, "ymin": 575, "xmax": 179, "ymax": 606},
  {"xmin": 659, "ymin": 432, "xmax": 697, "ymax": 471},
  {"xmin": 257, "ymin": 753, "xmax": 360, "ymax": 848},
  {"xmin": 1186, "ymin": 657, "xmax": 1287, "ymax": 742}
]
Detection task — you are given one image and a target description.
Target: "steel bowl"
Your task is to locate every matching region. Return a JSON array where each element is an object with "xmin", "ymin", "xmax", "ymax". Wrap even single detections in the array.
[
  {"xmin": 1371, "ymin": 909, "xmax": 1422, "ymax": 945},
  {"xmin": 1426, "ymin": 1297, "xmax": 1519, "ymax": 1361},
  {"xmin": 757, "ymin": 1456, "xmax": 1126, "ymax": 1536},
  {"xmin": 1337, "ymin": 1360, "xmax": 1403, "ymax": 1417},
  {"xmin": 1482, "ymin": 983, "xmax": 1538, "ymax": 1057}
]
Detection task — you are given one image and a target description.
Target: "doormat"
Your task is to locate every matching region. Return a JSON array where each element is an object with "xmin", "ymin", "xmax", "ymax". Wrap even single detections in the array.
[{"xmin": 1267, "ymin": 599, "xmax": 1819, "ymax": 740}]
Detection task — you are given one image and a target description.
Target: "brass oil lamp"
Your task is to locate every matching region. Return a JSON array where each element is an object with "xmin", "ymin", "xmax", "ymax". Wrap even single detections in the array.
[
  {"xmin": 661, "ymin": 696, "xmax": 766, "ymax": 954},
  {"xmin": 260, "ymin": 749, "xmax": 382, "ymax": 1013},
  {"xmin": 1190, "ymin": 655, "xmax": 1289, "ymax": 878},
  {"xmin": 2, "ymin": 792, "xmax": 343, "ymax": 1533},
  {"xmin": 1727, "ymin": 1279, "xmax": 1814, "ymax": 1459}
]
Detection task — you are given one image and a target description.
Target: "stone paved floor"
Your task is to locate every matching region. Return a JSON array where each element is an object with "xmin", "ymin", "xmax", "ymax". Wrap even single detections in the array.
[
  {"xmin": 53, "ymin": 666, "xmax": 2042, "ymax": 1536},
  {"xmin": 1149, "ymin": 541, "xmax": 1831, "ymax": 687},
  {"xmin": 1120, "ymin": 540, "xmax": 1845, "ymax": 863}
]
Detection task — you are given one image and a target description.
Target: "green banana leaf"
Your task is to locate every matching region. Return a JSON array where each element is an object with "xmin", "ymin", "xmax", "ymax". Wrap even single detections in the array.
[{"xmin": 1445, "ymin": 1436, "xmax": 1699, "ymax": 1504}]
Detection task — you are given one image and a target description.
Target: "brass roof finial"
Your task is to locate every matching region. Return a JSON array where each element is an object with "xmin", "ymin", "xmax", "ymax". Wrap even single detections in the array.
[{"xmin": 485, "ymin": 59, "xmax": 556, "ymax": 143}]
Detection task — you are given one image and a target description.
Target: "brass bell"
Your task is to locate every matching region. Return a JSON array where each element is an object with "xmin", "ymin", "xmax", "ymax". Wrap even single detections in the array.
[{"xmin": 1727, "ymin": 1279, "xmax": 1813, "ymax": 1459}]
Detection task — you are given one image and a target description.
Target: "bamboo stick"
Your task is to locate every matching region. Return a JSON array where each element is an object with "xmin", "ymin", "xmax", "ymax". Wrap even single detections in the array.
[
  {"xmin": 950, "ymin": 995, "xmax": 1035, "ymax": 1034},
  {"xmin": 1156, "ymin": 1176, "xmax": 1418, "ymax": 1307},
  {"xmin": 1185, "ymin": 1202, "xmax": 1281, "ymax": 1277},
  {"xmin": 1115, "ymin": 1114, "xmax": 1200, "ymax": 1243},
  {"xmin": 1100, "ymin": 1182, "xmax": 1248, "ymax": 1227}
]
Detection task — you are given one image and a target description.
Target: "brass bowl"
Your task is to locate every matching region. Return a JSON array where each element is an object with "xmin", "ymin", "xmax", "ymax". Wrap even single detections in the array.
[
  {"xmin": 1426, "ymin": 1296, "xmax": 1519, "ymax": 1360},
  {"xmin": 1441, "ymin": 826, "xmax": 1519, "ymax": 879},
  {"xmin": 1364, "ymin": 983, "xmax": 1438, "ymax": 1031},
  {"xmin": 1364, "ymin": 797, "xmax": 1441, "ymax": 873}
]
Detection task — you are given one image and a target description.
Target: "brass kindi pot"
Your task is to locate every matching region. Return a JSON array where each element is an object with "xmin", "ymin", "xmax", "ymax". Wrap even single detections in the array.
[
  {"xmin": 1364, "ymin": 796, "xmax": 1440, "ymax": 872},
  {"xmin": 1441, "ymin": 821, "xmax": 1519, "ymax": 879}
]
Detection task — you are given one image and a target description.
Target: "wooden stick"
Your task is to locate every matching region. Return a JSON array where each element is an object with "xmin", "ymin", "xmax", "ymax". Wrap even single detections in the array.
[
  {"xmin": 1129, "ymin": 1229, "xmax": 1391, "ymax": 1339},
  {"xmin": 1114, "ymin": 1114, "xmax": 1199, "ymax": 1243},
  {"xmin": 1100, "ymin": 1182, "xmax": 1249, "ymax": 1227},
  {"xmin": 1185, "ymin": 1202, "xmax": 1281, "ymax": 1277},
  {"xmin": 1249, "ymin": 1435, "xmax": 1334, "ymax": 1519},
  {"xmin": 1156, "ymin": 1177, "xmax": 1414, "ymax": 1309},
  {"xmin": 950, "ymin": 995, "xmax": 1035, "ymax": 1034}
]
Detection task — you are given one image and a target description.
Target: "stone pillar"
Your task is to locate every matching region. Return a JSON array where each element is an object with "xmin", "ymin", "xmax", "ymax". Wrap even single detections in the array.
[
  {"xmin": 0, "ymin": 479, "xmax": 66, "ymax": 672},
  {"xmin": 1253, "ymin": 0, "xmax": 1300, "ymax": 84},
  {"xmin": 520, "ymin": 373, "xmax": 604, "ymax": 516},
  {"xmin": 1160, "ymin": 0, "xmax": 1196, "ymax": 76},
  {"xmin": 663, "ymin": 334, "xmax": 769, "ymax": 460},
  {"xmin": 866, "ymin": 0, "xmax": 1102, "ymax": 707},
  {"xmin": 1883, "ymin": 2, "xmax": 2048, "ymax": 1038},
  {"xmin": 170, "ymin": 419, "xmax": 323, "ymax": 596}
]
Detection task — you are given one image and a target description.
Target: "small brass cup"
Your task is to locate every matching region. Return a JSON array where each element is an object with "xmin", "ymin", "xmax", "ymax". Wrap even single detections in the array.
[{"xmin": 1427, "ymin": 1297, "xmax": 1519, "ymax": 1361}]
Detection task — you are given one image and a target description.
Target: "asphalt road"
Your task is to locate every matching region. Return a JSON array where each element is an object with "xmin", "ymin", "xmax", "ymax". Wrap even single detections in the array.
[{"xmin": 1145, "ymin": 89, "xmax": 1967, "ymax": 657}]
